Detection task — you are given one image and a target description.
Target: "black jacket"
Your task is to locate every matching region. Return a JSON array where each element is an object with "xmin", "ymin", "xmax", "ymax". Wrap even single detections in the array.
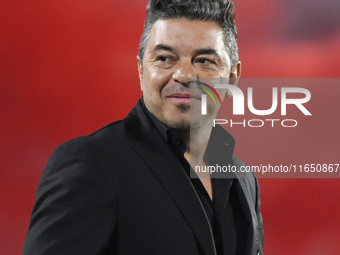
[{"xmin": 23, "ymin": 100, "xmax": 264, "ymax": 255}]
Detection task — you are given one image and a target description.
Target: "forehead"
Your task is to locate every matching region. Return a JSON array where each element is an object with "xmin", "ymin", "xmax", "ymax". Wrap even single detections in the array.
[{"xmin": 146, "ymin": 18, "xmax": 227, "ymax": 53}]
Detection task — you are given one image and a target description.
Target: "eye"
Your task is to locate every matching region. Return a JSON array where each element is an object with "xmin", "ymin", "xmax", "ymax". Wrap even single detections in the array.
[
  {"xmin": 197, "ymin": 58, "xmax": 208, "ymax": 64},
  {"xmin": 157, "ymin": 56, "xmax": 170, "ymax": 62},
  {"xmin": 196, "ymin": 58, "xmax": 215, "ymax": 65},
  {"xmin": 154, "ymin": 55, "xmax": 176, "ymax": 69}
]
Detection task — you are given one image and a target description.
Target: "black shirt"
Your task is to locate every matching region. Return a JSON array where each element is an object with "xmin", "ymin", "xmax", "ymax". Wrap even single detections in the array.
[{"xmin": 141, "ymin": 98, "xmax": 246, "ymax": 255}]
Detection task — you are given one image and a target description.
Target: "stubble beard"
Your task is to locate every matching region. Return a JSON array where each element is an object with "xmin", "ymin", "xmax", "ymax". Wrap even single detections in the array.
[
  {"xmin": 161, "ymin": 104, "xmax": 215, "ymax": 134},
  {"xmin": 145, "ymin": 99, "xmax": 216, "ymax": 134},
  {"xmin": 160, "ymin": 104, "xmax": 191, "ymax": 132}
]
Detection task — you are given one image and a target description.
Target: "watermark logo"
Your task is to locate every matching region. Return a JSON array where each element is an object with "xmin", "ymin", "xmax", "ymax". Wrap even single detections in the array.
[
  {"xmin": 196, "ymin": 81, "xmax": 222, "ymax": 115},
  {"xmin": 195, "ymin": 79, "xmax": 312, "ymax": 128},
  {"xmin": 201, "ymin": 84, "xmax": 312, "ymax": 116}
]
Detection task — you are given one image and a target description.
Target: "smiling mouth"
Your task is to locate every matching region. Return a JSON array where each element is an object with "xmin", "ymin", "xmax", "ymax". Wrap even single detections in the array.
[
  {"xmin": 167, "ymin": 93, "xmax": 201, "ymax": 105},
  {"xmin": 167, "ymin": 93, "xmax": 200, "ymax": 99}
]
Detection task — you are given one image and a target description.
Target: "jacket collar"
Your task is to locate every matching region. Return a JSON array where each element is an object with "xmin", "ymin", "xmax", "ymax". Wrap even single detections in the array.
[{"xmin": 124, "ymin": 98, "xmax": 236, "ymax": 155}]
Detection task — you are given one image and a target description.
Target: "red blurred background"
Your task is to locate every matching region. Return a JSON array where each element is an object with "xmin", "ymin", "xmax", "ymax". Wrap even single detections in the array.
[{"xmin": 1, "ymin": 0, "xmax": 339, "ymax": 254}]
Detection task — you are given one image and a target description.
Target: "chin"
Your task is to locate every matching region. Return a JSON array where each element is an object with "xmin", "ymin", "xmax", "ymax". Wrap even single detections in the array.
[
  {"xmin": 162, "ymin": 116, "xmax": 212, "ymax": 133},
  {"xmin": 162, "ymin": 116, "xmax": 191, "ymax": 132},
  {"xmin": 159, "ymin": 107, "xmax": 215, "ymax": 132}
]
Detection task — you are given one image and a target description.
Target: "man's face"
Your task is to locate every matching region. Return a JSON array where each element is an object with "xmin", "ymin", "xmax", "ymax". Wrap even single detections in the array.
[{"xmin": 137, "ymin": 18, "xmax": 240, "ymax": 131}]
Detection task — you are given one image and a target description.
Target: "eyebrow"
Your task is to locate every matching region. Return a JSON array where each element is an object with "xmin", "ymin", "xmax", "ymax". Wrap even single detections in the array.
[
  {"xmin": 153, "ymin": 44, "xmax": 175, "ymax": 53},
  {"xmin": 152, "ymin": 45, "xmax": 220, "ymax": 58},
  {"xmin": 195, "ymin": 48, "xmax": 219, "ymax": 56}
]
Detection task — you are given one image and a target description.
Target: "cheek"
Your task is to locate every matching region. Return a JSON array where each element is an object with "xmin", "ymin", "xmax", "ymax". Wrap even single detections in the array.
[
  {"xmin": 143, "ymin": 68, "xmax": 172, "ymax": 93},
  {"xmin": 215, "ymin": 89, "xmax": 228, "ymax": 102}
]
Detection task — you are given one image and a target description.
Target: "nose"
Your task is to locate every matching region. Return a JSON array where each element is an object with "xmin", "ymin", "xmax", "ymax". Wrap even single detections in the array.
[{"xmin": 172, "ymin": 60, "xmax": 197, "ymax": 86}]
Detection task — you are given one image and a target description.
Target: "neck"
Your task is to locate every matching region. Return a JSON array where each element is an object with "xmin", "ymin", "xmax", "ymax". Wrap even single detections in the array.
[{"xmin": 182, "ymin": 122, "xmax": 213, "ymax": 172}]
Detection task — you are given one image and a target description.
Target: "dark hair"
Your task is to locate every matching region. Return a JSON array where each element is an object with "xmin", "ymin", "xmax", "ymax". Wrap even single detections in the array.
[{"xmin": 139, "ymin": 0, "xmax": 239, "ymax": 68}]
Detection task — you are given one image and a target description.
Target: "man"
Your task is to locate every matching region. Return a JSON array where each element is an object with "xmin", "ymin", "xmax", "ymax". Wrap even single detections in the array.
[{"xmin": 23, "ymin": 0, "xmax": 264, "ymax": 254}]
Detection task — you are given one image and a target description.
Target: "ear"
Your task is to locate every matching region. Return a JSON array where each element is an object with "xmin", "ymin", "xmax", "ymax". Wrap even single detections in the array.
[
  {"xmin": 225, "ymin": 61, "xmax": 241, "ymax": 98},
  {"xmin": 137, "ymin": 55, "xmax": 143, "ymax": 91},
  {"xmin": 229, "ymin": 61, "xmax": 241, "ymax": 79}
]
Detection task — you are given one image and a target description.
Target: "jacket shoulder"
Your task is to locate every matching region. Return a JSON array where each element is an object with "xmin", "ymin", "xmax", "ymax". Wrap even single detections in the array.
[{"xmin": 24, "ymin": 125, "xmax": 119, "ymax": 254}]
